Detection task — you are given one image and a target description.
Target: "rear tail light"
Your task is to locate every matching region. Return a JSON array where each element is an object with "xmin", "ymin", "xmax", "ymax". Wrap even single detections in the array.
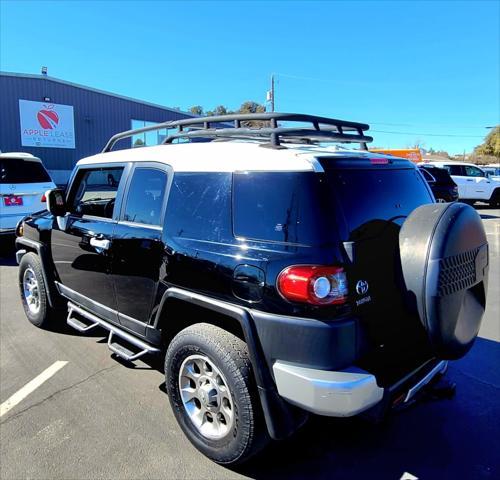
[
  {"xmin": 41, "ymin": 193, "xmax": 47, "ymax": 202},
  {"xmin": 277, "ymin": 265, "xmax": 348, "ymax": 305}
]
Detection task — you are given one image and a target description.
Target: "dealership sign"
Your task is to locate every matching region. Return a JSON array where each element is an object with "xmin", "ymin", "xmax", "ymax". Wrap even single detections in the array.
[{"xmin": 19, "ymin": 99, "xmax": 75, "ymax": 149}]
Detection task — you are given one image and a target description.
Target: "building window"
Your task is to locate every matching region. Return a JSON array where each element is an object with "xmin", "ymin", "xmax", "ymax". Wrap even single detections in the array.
[{"xmin": 131, "ymin": 119, "xmax": 175, "ymax": 147}]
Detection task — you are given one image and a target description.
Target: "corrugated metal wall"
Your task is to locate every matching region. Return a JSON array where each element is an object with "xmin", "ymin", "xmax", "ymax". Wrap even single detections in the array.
[{"xmin": 0, "ymin": 74, "xmax": 193, "ymax": 172}]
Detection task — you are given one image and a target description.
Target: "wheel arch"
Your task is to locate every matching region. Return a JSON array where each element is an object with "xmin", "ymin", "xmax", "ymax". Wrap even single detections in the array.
[
  {"xmin": 15, "ymin": 237, "xmax": 63, "ymax": 309},
  {"xmin": 153, "ymin": 287, "xmax": 307, "ymax": 441},
  {"xmin": 489, "ymin": 186, "xmax": 500, "ymax": 203}
]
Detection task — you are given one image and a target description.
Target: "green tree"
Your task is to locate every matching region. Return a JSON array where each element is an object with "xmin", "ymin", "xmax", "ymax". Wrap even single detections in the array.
[
  {"xmin": 189, "ymin": 105, "xmax": 204, "ymax": 116},
  {"xmin": 189, "ymin": 101, "xmax": 268, "ymax": 125},
  {"xmin": 474, "ymin": 127, "xmax": 500, "ymax": 158},
  {"xmin": 237, "ymin": 101, "xmax": 267, "ymax": 127},
  {"xmin": 239, "ymin": 101, "xmax": 266, "ymax": 115},
  {"xmin": 213, "ymin": 105, "xmax": 229, "ymax": 116}
]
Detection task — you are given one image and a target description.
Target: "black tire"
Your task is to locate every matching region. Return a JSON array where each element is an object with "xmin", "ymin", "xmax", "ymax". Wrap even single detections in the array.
[
  {"xmin": 489, "ymin": 189, "xmax": 500, "ymax": 208},
  {"xmin": 165, "ymin": 323, "xmax": 269, "ymax": 465},
  {"xmin": 18, "ymin": 252, "xmax": 52, "ymax": 328}
]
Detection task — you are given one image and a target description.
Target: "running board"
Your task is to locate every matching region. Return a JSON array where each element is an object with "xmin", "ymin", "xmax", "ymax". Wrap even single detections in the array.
[
  {"xmin": 67, "ymin": 304, "xmax": 100, "ymax": 332},
  {"xmin": 67, "ymin": 302, "xmax": 160, "ymax": 362}
]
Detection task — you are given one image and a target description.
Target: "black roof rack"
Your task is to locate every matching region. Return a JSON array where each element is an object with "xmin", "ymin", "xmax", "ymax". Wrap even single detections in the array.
[{"xmin": 102, "ymin": 112, "xmax": 373, "ymax": 153}]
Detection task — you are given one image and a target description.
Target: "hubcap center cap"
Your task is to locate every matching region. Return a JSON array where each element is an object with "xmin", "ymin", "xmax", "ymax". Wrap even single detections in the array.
[{"xmin": 199, "ymin": 379, "xmax": 219, "ymax": 409}]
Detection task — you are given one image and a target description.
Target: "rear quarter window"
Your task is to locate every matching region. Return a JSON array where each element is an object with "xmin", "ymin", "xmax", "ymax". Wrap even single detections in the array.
[
  {"xmin": 233, "ymin": 172, "xmax": 329, "ymax": 245},
  {"xmin": 165, "ymin": 172, "xmax": 232, "ymax": 242}
]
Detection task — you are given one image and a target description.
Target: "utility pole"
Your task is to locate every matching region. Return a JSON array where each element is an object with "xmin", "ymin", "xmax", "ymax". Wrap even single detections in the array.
[
  {"xmin": 266, "ymin": 74, "xmax": 277, "ymax": 111},
  {"xmin": 271, "ymin": 74, "xmax": 275, "ymax": 112}
]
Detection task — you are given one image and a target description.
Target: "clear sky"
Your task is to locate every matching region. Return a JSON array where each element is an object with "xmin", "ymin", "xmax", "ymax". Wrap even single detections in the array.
[{"xmin": 1, "ymin": 0, "xmax": 498, "ymax": 154}]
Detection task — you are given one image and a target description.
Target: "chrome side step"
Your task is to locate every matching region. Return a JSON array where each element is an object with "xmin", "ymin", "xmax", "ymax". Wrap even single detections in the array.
[
  {"xmin": 67, "ymin": 302, "xmax": 160, "ymax": 362},
  {"xmin": 67, "ymin": 304, "xmax": 100, "ymax": 332}
]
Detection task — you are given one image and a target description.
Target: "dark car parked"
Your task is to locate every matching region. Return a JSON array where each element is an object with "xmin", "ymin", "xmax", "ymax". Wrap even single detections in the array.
[
  {"xmin": 15, "ymin": 113, "xmax": 489, "ymax": 465},
  {"xmin": 418, "ymin": 164, "xmax": 459, "ymax": 203}
]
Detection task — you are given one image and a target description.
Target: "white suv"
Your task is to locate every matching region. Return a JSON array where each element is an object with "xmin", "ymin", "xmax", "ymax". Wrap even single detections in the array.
[
  {"xmin": 0, "ymin": 152, "xmax": 55, "ymax": 235},
  {"xmin": 426, "ymin": 161, "xmax": 500, "ymax": 207}
]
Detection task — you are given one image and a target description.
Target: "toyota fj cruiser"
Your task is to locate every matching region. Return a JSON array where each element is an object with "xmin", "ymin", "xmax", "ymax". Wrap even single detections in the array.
[{"xmin": 15, "ymin": 113, "xmax": 489, "ymax": 465}]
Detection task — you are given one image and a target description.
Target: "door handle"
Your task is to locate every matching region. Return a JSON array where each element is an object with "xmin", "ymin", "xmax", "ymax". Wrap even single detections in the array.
[
  {"xmin": 466, "ymin": 179, "xmax": 474, "ymax": 182},
  {"xmin": 90, "ymin": 237, "xmax": 111, "ymax": 251}
]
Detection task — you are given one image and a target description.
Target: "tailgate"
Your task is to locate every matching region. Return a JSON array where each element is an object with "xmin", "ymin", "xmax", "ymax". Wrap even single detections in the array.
[
  {"xmin": 0, "ymin": 183, "xmax": 53, "ymax": 216},
  {"xmin": 322, "ymin": 159, "xmax": 435, "ymax": 384}
]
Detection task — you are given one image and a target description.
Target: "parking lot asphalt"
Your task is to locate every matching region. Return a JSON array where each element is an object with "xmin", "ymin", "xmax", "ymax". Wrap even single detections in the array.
[{"xmin": 0, "ymin": 207, "xmax": 499, "ymax": 480}]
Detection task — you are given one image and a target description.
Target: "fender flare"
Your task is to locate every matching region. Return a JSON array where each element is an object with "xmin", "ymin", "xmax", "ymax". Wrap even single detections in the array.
[
  {"xmin": 15, "ymin": 237, "xmax": 63, "ymax": 309},
  {"xmin": 154, "ymin": 287, "xmax": 307, "ymax": 440}
]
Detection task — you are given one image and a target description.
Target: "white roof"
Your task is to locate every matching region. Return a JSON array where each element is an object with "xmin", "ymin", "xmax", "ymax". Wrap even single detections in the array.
[
  {"xmin": 77, "ymin": 141, "xmax": 387, "ymax": 173},
  {"xmin": 423, "ymin": 160, "xmax": 483, "ymax": 168},
  {"xmin": 0, "ymin": 152, "xmax": 42, "ymax": 162}
]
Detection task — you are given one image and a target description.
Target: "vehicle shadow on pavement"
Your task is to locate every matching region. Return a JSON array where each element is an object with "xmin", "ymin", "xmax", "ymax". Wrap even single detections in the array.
[{"xmin": 234, "ymin": 338, "xmax": 500, "ymax": 480}]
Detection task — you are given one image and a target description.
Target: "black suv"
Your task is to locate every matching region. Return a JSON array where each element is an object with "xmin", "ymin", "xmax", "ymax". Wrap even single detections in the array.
[
  {"xmin": 15, "ymin": 113, "xmax": 489, "ymax": 465},
  {"xmin": 418, "ymin": 164, "xmax": 459, "ymax": 203}
]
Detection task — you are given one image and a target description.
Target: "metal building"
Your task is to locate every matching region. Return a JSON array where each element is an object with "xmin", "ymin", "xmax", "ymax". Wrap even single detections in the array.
[{"xmin": 0, "ymin": 71, "xmax": 194, "ymax": 183}]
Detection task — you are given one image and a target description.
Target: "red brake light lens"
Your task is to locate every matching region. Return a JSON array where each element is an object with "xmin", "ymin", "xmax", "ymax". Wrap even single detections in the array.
[
  {"xmin": 370, "ymin": 157, "xmax": 389, "ymax": 165},
  {"xmin": 277, "ymin": 265, "xmax": 348, "ymax": 305}
]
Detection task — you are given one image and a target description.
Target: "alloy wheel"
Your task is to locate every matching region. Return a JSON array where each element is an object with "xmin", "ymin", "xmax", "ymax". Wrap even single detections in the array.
[{"xmin": 179, "ymin": 354, "xmax": 235, "ymax": 440}]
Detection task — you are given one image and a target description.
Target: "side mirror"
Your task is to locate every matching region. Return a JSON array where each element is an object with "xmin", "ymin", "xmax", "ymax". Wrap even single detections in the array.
[{"xmin": 46, "ymin": 188, "xmax": 67, "ymax": 216}]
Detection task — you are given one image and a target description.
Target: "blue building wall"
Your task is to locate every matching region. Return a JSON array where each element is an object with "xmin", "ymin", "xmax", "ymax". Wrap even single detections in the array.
[{"xmin": 0, "ymin": 72, "xmax": 193, "ymax": 180}]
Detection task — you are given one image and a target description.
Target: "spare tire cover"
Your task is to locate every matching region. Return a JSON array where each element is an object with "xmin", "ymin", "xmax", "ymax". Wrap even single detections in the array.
[{"xmin": 399, "ymin": 202, "xmax": 489, "ymax": 359}]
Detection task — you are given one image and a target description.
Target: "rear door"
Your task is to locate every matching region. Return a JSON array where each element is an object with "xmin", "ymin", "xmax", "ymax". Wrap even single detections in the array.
[
  {"xmin": 51, "ymin": 164, "xmax": 128, "ymax": 321},
  {"xmin": 324, "ymin": 159, "xmax": 435, "ymax": 375},
  {"xmin": 111, "ymin": 163, "xmax": 170, "ymax": 334},
  {"xmin": 0, "ymin": 157, "xmax": 54, "ymax": 231},
  {"xmin": 443, "ymin": 164, "xmax": 469, "ymax": 198},
  {"xmin": 463, "ymin": 165, "xmax": 492, "ymax": 200}
]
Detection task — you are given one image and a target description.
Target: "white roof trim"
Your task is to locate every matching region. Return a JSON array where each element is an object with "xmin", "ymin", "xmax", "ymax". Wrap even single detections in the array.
[
  {"xmin": 0, "ymin": 71, "xmax": 195, "ymax": 117},
  {"xmin": 0, "ymin": 152, "xmax": 42, "ymax": 161},
  {"xmin": 75, "ymin": 141, "xmax": 382, "ymax": 174}
]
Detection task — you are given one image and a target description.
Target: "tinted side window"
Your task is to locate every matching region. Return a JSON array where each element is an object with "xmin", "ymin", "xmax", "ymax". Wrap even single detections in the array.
[
  {"xmin": 425, "ymin": 167, "xmax": 454, "ymax": 184},
  {"xmin": 445, "ymin": 165, "xmax": 464, "ymax": 176},
  {"xmin": 69, "ymin": 167, "xmax": 124, "ymax": 218},
  {"xmin": 233, "ymin": 172, "xmax": 327, "ymax": 245},
  {"xmin": 464, "ymin": 166, "xmax": 484, "ymax": 177},
  {"xmin": 165, "ymin": 172, "xmax": 232, "ymax": 241},
  {"xmin": 0, "ymin": 158, "xmax": 52, "ymax": 184},
  {"xmin": 419, "ymin": 169, "xmax": 435, "ymax": 182},
  {"xmin": 123, "ymin": 168, "xmax": 167, "ymax": 225}
]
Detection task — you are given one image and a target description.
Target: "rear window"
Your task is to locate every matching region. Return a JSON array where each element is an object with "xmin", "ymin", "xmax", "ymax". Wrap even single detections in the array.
[
  {"xmin": 420, "ymin": 166, "xmax": 454, "ymax": 184},
  {"xmin": 0, "ymin": 158, "xmax": 51, "ymax": 184},
  {"xmin": 233, "ymin": 172, "xmax": 328, "ymax": 245},
  {"xmin": 326, "ymin": 167, "xmax": 433, "ymax": 240}
]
